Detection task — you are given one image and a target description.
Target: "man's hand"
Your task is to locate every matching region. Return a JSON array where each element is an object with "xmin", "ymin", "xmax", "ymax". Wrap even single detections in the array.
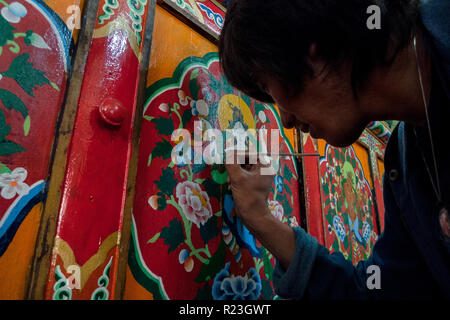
[
  {"xmin": 225, "ymin": 151, "xmax": 274, "ymax": 226},
  {"xmin": 225, "ymin": 151, "xmax": 296, "ymax": 270}
]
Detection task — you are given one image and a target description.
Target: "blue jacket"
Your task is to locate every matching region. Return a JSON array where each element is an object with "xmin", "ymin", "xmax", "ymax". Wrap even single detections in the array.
[{"xmin": 273, "ymin": 0, "xmax": 450, "ymax": 299}]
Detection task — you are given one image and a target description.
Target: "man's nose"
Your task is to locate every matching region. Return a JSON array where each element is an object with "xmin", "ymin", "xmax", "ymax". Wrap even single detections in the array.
[{"xmin": 279, "ymin": 110, "xmax": 296, "ymax": 129}]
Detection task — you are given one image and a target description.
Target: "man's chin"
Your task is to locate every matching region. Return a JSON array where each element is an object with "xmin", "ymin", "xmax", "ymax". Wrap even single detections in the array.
[{"xmin": 322, "ymin": 128, "xmax": 365, "ymax": 148}]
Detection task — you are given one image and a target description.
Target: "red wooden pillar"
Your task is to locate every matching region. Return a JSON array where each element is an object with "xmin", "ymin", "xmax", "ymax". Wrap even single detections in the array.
[{"xmin": 42, "ymin": 0, "xmax": 152, "ymax": 300}]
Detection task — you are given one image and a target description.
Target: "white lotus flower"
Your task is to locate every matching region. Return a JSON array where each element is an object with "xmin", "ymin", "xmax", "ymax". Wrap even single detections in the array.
[{"xmin": 0, "ymin": 167, "xmax": 30, "ymax": 199}]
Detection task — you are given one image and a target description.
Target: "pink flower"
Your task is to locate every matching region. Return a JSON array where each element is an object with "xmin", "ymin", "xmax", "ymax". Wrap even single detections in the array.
[
  {"xmin": 268, "ymin": 200, "xmax": 284, "ymax": 222},
  {"xmin": 176, "ymin": 181, "xmax": 213, "ymax": 227}
]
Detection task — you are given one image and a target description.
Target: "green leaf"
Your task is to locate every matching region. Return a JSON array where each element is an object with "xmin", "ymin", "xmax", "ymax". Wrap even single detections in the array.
[
  {"xmin": 152, "ymin": 117, "xmax": 174, "ymax": 136},
  {"xmin": 262, "ymin": 248, "xmax": 274, "ymax": 281},
  {"xmin": 337, "ymin": 200, "xmax": 343, "ymax": 212},
  {"xmin": 181, "ymin": 109, "xmax": 192, "ymax": 127},
  {"xmin": 50, "ymin": 82, "xmax": 60, "ymax": 91},
  {"xmin": 160, "ymin": 219, "xmax": 185, "ymax": 253},
  {"xmin": 0, "ymin": 109, "xmax": 11, "ymax": 141},
  {"xmin": 156, "ymin": 192, "xmax": 167, "ymax": 210},
  {"xmin": 154, "ymin": 168, "xmax": 177, "ymax": 196},
  {"xmin": 326, "ymin": 213, "xmax": 333, "ymax": 226},
  {"xmin": 283, "ymin": 164, "xmax": 294, "ymax": 183},
  {"xmin": 0, "ymin": 15, "xmax": 15, "ymax": 47},
  {"xmin": 202, "ymin": 178, "xmax": 220, "ymax": 200},
  {"xmin": 211, "ymin": 169, "xmax": 227, "ymax": 185},
  {"xmin": 147, "ymin": 153, "xmax": 152, "ymax": 167},
  {"xmin": 2, "ymin": 53, "xmax": 51, "ymax": 97},
  {"xmin": 23, "ymin": 115, "xmax": 30, "ymax": 136},
  {"xmin": 200, "ymin": 216, "xmax": 219, "ymax": 244},
  {"xmin": 343, "ymin": 234, "xmax": 349, "ymax": 250},
  {"xmin": 0, "ymin": 162, "xmax": 11, "ymax": 174},
  {"xmin": 152, "ymin": 138, "xmax": 172, "ymax": 160},
  {"xmin": 194, "ymin": 283, "xmax": 213, "ymax": 300},
  {"xmin": 322, "ymin": 183, "xmax": 329, "ymax": 196},
  {"xmin": 261, "ymin": 278, "xmax": 274, "ymax": 300},
  {"xmin": 284, "ymin": 183, "xmax": 292, "ymax": 196},
  {"xmin": 190, "ymin": 68, "xmax": 200, "ymax": 80},
  {"xmin": 143, "ymin": 115, "xmax": 154, "ymax": 121},
  {"xmin": 332, "ymin": 238, "xmax": 339, "ymax": 252},
  {"xmin": 0, "ymin": 139, "xmax": 25, "ymax": 156},
  {"xmin": 195, "ymin": 240, "xmax": 226, "ymax": 283},
  {"xmin": 147, "ymin": 232, "xmax": 161, "ymax": 244},
  {"xmin": 189, "ymin": 78, "xmax": 200, "ymax": 101},
  {"xmin": 0, "ymin": 89, "xmax": 28, "ymax": 118}
]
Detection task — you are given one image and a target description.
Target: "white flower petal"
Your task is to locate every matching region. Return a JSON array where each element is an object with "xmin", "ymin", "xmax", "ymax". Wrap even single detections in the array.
[
  {"xmin": 9, "ymin": 2, "xmax": 27, "ymax": 18},
  {"xmin": 1, "ymin": 185, "xmax": 16, "ymax": 199},
  {"xmin": 1, "ymin": 8, "xmax": 20, "ymax": 23},
  {"xmin": 15, "ymin": 182, "xmax": 30, "ymax": 196},
  {"xmin": 11, "ymin": 167, "xmax": 27, "ymax": 182}
]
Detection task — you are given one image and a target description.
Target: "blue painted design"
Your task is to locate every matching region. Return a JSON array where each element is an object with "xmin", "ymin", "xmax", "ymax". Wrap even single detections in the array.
[
  {"xmin": 29, "ymin": 0, "xmax": 74, "ymax": 70},
  {"xmin": 212, "ymin": 262, "xmax": 262, "ymax": 300},
  {"xmin": 0, "ymin": 181, "xmax": 45, "ymax": 256},
  {"xmin": 223, "ymin": 193, "xmax": 262, "ymax": 258},
  {"xmin": 197, "ymin": 3, "xmax": 224, "ymax": 29}
]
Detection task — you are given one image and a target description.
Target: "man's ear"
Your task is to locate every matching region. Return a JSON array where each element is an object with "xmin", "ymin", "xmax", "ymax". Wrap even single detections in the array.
[
  {"xmin": 307, "ymin": 43, "xmax": 327, "ymax": 78},
  {"xmin": 309, "ymin": 43, "xmax": 318, "ymax": 61}
]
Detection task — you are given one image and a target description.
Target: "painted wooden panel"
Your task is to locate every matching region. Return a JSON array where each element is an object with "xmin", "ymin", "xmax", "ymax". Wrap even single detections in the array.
[
  {"xmin": 43, "ymin": 0, "xmax": 151, "ymax": 300},
  {"xmin": 124, "ymin": 5, "xmax": 302, "ymax": 300},
  {"xmin": 158, "ymin": 0, "xmax": 225, "ymax": 38},
  {"xmin": 0, "ymin": 0, "xmax": 82, "ymax": 299},
  {"xmin": 301, "ymin": 122, "xmax": 392, "ymax": 265}
]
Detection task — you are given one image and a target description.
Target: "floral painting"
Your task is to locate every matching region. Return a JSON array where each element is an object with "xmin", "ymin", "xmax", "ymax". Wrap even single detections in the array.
[
  {"xmin": 320, "ymin": 144, "xmax": 379, "ymax": 265},
  {"xmin": 0, "ymin": 0, "xmax": 71, "ymax": 256},
  {"xmin": 129, "ymin": 52, "xmax": 301, "ymax": 300}
]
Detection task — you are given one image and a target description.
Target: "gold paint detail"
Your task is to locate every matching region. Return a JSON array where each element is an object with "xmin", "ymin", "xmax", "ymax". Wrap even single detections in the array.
[
  {"xmin": 188, "ymin": 0, "xmax": 205, "ymax": 24},
  {"xmin": 93, "ymin": 14, "xmax": 141, "ymax": 60},
  {"xmin": 218, "ymin": 94, "xmax": 255, "ymax": 131},
  {"xmin": 54, "ymin": 231, "xmax": 120, "ymax": 290}
]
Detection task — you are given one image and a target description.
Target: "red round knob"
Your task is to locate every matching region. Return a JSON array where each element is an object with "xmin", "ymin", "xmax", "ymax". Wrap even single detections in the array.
[{"xmin": 99, "ymin": 98, "xmax": 126, "ymax": 126}]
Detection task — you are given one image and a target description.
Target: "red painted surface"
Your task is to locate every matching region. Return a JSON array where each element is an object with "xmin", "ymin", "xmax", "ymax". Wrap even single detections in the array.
[
  {"xmin": 45, "ymin": 0, "xmax": 150, "ymax": 300},
  {"xmin": 302, "ymin": 135, "xmax": 325, "ymax": 245}
]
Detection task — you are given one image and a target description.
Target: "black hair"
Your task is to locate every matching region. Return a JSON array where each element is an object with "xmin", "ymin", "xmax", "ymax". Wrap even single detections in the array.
[{"xmin": 219, "ymin": 0, "xmax": 420, "ymax": 103}]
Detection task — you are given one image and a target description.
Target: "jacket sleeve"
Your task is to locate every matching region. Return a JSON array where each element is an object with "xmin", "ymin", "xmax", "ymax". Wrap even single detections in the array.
[
  {"xmin": 272, "ymin": 226, "xmax": 371, "ymax": 300},
  {"xmin": 273, "ymin": 172, "xmax": 439, "ymax": 300}
]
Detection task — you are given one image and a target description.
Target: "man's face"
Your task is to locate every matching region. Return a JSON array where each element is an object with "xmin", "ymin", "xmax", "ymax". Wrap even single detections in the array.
[{"xmin": 261, "ymin": 64, "xmax": 368, "ymax": 147}]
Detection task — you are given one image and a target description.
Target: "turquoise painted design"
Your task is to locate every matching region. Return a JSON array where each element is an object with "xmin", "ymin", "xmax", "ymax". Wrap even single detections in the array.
[
  {"xmin": 98, "ymin": 0, "xmax": 119, "ymax": 25},
  {"xmin": 91, "ymin": 256, "xmax": 113, "ymax": 300},
  {"xmin": 127, "ymin": 0, "xmax": 148, "ymax": 44},
  {"xmin": 53, "ymin": 265, "xmax": 72, "ymax": 300}
]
